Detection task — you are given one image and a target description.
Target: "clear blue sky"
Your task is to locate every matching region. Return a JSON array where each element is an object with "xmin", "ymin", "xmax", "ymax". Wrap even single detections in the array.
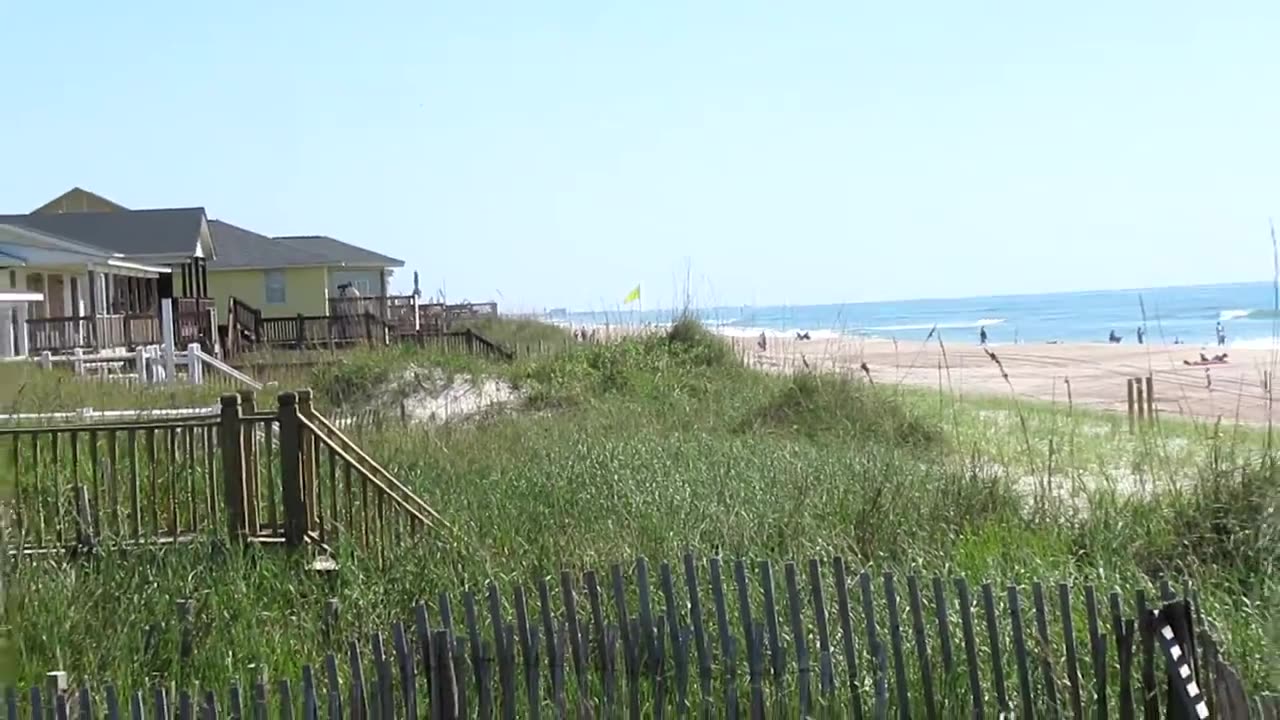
[{"xmin": 2, "ymin": 2, "xmax": 1278, "ymax": 312}]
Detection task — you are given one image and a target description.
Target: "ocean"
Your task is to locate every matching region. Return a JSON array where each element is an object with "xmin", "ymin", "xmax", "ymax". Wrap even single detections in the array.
[{"xmin": 562, "ymin": 281, "xmax": 1280, "ymax": 348}]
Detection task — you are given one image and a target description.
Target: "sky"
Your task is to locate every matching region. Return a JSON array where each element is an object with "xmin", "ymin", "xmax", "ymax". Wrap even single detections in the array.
[{"xmin": 2, "ymin": 1, "xmax": 1279, "ymax": 312}]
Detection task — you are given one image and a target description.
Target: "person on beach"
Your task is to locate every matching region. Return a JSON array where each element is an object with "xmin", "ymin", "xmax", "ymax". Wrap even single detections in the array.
[
  {"xmin": 1216, "ymin": 321, "xmax": 1226, "ymax": 347},
  {"xmin": 1136, "ymin": 326, "xmax": 1145, "ymax": 344},
  {"xmin": 1108, "ymin": 330, "xmax": 1121, "ymax": 343},
  {"xmin": 757, "ymin": 331, "xmax": 768, "ymax": 351},
  {"xmin": 979, "ymin": 326, "xmax": 988, "ymax": 345}
]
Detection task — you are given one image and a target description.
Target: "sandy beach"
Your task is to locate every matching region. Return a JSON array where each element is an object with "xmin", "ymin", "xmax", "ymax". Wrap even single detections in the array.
[{"xmin": 728, "ymin": 336, "xmax": 1280, "ymax": 425}]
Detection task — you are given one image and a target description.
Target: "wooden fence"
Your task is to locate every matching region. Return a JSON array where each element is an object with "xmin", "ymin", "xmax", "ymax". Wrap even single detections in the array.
[
  {"xmin": 256, "ymin": 313, "xmax": 393, "ymax": 350},
  {"xmin": 7, "ymin": 554, "xmax": 1277, "ymax": 718},
  {"xmin": 4, "ymin": 390, "xmax": 445, "ymax": 558}
]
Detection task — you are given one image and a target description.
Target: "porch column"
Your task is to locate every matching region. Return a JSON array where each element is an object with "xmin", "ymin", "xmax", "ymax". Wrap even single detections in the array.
[
  {"xmin": 14, "ymin": 303, "xmax": 28, "ymax": 356},
  {"xmin": 379, "ymin": 272, "xmax": 389, "ymax": 319},
  {"xmin": 200, "ymin": 258, "xmax": 208, "ymax": 298},
  {"xmin": 105, "ymin": 273, "xmax": 115, "ymax": 313},
  {"xmin": 72, "ymin": 274, "xmax": 85, "ymax": 316},
  {"xmin": 61, "ymin": 277, "xmax": 73, "ymax": 318},
  {"xmin": 86, "ymin": 269, "xmax": 98, "ymax": 347},
  {"xmin": 0, "ymin": 307, "xmax": 14, "ymax": 358}
]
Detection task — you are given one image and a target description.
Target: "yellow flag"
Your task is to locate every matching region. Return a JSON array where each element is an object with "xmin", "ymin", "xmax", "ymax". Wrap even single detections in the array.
[{"xmin": 623, "ymin": 284, "xmax": 641, "ymax": 305}]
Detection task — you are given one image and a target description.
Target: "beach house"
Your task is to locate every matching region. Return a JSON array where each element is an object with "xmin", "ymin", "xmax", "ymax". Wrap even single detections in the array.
[{"xmin": 206, "ymin": 220, "xmax": 404, "ymax": 323}]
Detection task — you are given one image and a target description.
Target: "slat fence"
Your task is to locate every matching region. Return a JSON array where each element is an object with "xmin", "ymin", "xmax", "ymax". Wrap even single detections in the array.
[
  {"xmin": 4, "ymin": 390, "xmax": 446, "ymax": 558},
  {"xmin": 8, "ymin": 553, "xmax": 1277, "ymax": 718}
]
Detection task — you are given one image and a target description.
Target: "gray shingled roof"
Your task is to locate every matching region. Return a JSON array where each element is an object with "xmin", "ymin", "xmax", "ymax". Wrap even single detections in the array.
[
  {"xmin": 274, "ymin": 235, "xmax": 404, "ymax": 268},
  {"xmin": 207, "ymin": 220, "xmax": 333, "ymax": 269},
  {"xmin": 0, "ymin": 208, "xmax": 206, "ymax": 257}
]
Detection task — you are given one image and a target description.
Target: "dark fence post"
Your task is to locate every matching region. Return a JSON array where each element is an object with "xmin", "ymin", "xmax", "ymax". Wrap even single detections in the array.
[
  {"xmin": 1146, "ymin": 599, "xmax": 1207, "ymax": 720},
  {"xmin": 277, "ymin": 391, "xmax": 306, "ymax": 548},
  {"xmin": 295, "ymin": 314, "xmax": 305, "ymax": 350},
  {"xmin": 363, "ymin": 314, "xmax": 374, "ymax": 345},
  {"xmin": 220, "ymin": 394, "xmax": 247, "ymax": 541},
  {"xmin": 297, "ymin": 389, "xmax": 318, "ymax": 532},
  {"xmin": 238, "ymin": 389, "xmax": 260, "ymax": 534}
]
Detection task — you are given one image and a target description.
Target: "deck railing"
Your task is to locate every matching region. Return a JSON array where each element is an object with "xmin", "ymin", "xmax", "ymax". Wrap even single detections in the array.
[
  {"xmin": 4, "ymin": 390, "xmax": 444, "ymax": 557},
  {"xmin": 23, "ymin": 298, "xmax": 214, "ymax": 355}
]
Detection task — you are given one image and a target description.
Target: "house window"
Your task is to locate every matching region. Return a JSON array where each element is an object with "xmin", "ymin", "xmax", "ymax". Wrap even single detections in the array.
[{"xmin": 264, "ymin": 269, "xmax": 286, "ymax": 304}]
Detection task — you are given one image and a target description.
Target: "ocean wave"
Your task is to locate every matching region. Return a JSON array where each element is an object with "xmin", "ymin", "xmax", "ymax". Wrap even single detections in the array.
[
  {"xmin": 1219, "ymin": 308, "xmax": 1280, "ymax": 321},
  {"xmin": 864, "ymin": 318, "xmax": 1006, "ymax": 332},
  {"xmin": 713, "ymin": 326, "xmax": 846, "ymax": 340}
]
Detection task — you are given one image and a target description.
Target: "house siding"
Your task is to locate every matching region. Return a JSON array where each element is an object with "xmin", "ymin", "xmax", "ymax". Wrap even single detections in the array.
[
  {"xmin": 33, "ymin": 189, "xmax": 127, "ymax": 214},
  {"xmin": 207, "ymin": 267, "xmax": 330, "ymax": 322}
]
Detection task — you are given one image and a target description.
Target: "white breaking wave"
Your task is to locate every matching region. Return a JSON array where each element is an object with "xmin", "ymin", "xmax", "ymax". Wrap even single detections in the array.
[
  {"xmin": 713, "ymin": 326, "xmax": 845, "ymax": 340},
  {"xmin": 864, "ymin": 317, "xmax": 1007, "ymax": 332},
  {"xmin": 1219, "ymin": 309, "xmax": 1252, "ymax": 322}
]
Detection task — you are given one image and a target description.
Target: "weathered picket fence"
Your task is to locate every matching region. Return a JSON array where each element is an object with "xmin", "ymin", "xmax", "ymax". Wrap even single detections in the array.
[{"xmin": 9, "ymin": 554, "xmax": 1277, "ymax": 718}]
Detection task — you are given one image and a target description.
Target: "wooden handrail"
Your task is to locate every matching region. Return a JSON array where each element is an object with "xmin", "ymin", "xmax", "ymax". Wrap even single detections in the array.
[
  {"xmin": 296, "ymin": 414, "xmax": 437, "ymax": 531},
  {"xmin": 305, "ymin": 409, "xmax": 451, "ymax": 531},
  {"xmin": 0, "ymin": 415, "xmax": 220, "ymax": 434}
]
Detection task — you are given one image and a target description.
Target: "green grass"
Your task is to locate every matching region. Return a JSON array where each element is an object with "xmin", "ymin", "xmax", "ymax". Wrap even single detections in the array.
[
  {"xmin": 454, "ymin": 314, "xmax": 575, "ymax": 355},
  {"xmin": 5, "ymin": 321, "xmax": 1279, "ymax": 697}
]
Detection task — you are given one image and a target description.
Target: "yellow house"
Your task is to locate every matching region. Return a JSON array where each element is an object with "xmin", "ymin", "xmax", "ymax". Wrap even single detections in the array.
[{"xmin": 207, "ymin": 220, "xmax": 404, "ymax": 322}]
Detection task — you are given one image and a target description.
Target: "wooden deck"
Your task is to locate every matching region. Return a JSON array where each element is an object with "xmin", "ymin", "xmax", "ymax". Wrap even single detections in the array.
[{"xmin": 224, "ymin": 295, "xmax": 510, "ymax": 359}]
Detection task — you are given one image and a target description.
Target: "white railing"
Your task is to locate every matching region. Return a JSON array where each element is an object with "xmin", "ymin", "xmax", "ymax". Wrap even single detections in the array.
[{"xmin": 20, "ymin": 343, "xmax": 266, "ymax": 391}]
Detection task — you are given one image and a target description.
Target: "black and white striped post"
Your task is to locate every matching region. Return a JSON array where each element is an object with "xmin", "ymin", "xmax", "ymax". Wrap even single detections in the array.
[{"xmin": 1146, "ymin": 600, "xmax": 1210, "ymax": 720}]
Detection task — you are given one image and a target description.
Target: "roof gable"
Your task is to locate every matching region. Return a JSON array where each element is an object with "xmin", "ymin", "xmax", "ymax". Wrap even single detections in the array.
[
  {"xmin": 273, "ymin": 235, "xmax": 404, "ymax": 268},
  {"xmin": 32, "ymin": 187, "xmax": 130, "ymax": 214},
  {"xmin": 0, "ymin": 208, "xmax": 207, "ymax": 258}
]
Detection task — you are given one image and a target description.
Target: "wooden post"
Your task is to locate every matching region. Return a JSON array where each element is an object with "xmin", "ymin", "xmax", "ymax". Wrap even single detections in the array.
[
  {"xmin": 1135, "ymin": 377, "xmax": 1146, "ymax": 425},
  {"xmin": 1145, "ymin": 375, "xmax": 1155, "ymax": 424},
  {"xmin": 364, "ymin": 314, "xmax": 374, "ymax": 344},
  {"xmin": 15, "ymin": 303, "xmax": 29, "ymax": 356},
  {"xmin": 220, "ymin": 394, "xmax": 247, "ymax": 541},
  {"xmin": 297, "ymin": 389, "xmax": 317, "ymax": 531},
  {"xmin": 295, "ymin": 313, "xmax": 306, "ymax": 350},
  {"xmin": 226, "ymin": 298, "xmax": 238, "ymax": 359},
  {"xmin": 86, "ymin": 269, "xmax": 98, "ymax": 348},
  {"xmin": 161, "ymin": 299, "xmax": 176, "ymax": 381},
  {"xmin": 277, "ymin": 392, "xmax": 306, "ymax": 548},
  {"xmin": 45, "ymin": 672, "xmax": 68, "ymax": 720},
  {"xmin": 188, "ymin": 343, "xmax": 203, "ymax": 385},
  {"xmin": 207, "ymin": 307, "xmax": 220, "ymax": 357},
  {"xmin": 136, "ymin": 345, "xmax": 149, "ymax": 384},
  {"xmin": 1126, "ymin": 378, "xmax": 1136, "ymax": 434},
  {"xmin": 238, "ymin": 389, "xmax": 260, "ymax": 534},
  {"xmin": 74, "ymin": 485, "xmax": 95, "ymax": 548}
]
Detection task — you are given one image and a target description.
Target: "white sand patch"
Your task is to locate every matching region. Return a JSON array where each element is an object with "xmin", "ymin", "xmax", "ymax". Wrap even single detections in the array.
[
  {"xmin": 402, "ymin": 374, "xmax": 523, "ymax": 424},
  {"xmin": 368, "ymin": 367, "xmax": 524, "ymax": 425}
]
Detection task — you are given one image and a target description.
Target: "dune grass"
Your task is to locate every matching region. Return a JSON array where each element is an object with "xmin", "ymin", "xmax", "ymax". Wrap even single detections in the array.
[{"xmin": 5, "ymin": 321, "xmax": 1278, "ymax": 694}]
